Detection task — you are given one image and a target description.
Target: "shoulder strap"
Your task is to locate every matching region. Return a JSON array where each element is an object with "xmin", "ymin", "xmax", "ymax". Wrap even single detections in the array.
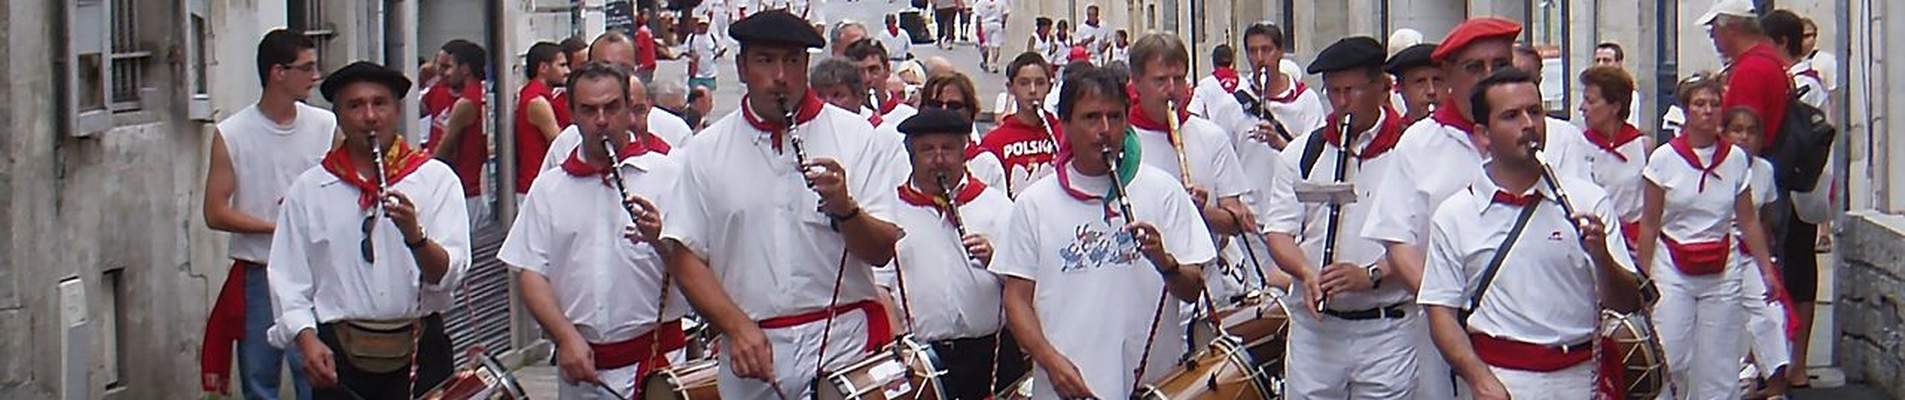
[
  {"xmin": 1461, "ymin": 200, "xmax": 1544, "ymax": 324},
  {"xmin": 1298, "ymin": 128, "xmax": 1329, "ymax": 179}
]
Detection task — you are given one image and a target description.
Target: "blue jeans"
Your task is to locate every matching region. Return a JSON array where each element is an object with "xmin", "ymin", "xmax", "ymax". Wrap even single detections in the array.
[{"xmin": 241, "ymin": 263, "xmax": 312, "ymax": 400}]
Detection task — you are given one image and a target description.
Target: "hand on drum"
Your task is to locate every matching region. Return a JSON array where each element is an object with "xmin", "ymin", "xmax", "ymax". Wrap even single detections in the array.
[
  {"xmin": 727, "ymin": 323, "xmax": 777, "ymax": 383},
  {"xmin": 556, "ymin": 339, "xmax": 602, "ymax": 385},
  {"xmin": 962, "ymin": 233, "xmax": 993, "ymax": 266}
]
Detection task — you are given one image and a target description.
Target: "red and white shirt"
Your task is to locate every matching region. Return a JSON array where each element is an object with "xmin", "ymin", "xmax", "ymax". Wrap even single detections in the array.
[
  {"xmin": 424, "ymin": 82, "xmax": 488, "ymax": 197},
  {"xmin": 978, "ymin": 112, "xmax": 1065, "ymax": 198},
  {"xmin": 1547, "ymin": 123, "xmax": 1650, "ymax": 223}
]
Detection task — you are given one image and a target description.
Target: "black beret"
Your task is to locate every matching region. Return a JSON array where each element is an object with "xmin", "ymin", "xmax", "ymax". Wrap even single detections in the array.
[
  {"xmin": 1385, "ymin": 43, "xmax": 1439, "ymax": 76},
  {"xmin": 897, "ymin": 108, "xmax": 973, "ymax": 137},
  {"xmin": 320, "ymin": 61, "xmax": 413, "ymax": 103},
  {"xmin": 728, "ymin": 10, "xmax": 825, "ymax": 49},
  {"xmin": 1307, "ymin": 37, "xmax": 1385, "ymax": 75}
]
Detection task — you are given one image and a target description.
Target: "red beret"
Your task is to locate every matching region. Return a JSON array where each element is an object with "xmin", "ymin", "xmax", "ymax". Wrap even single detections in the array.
[
  {"xmin": 1068, "ymin": 46, "xmax": 1091, "ymax": 63},
  {"xmin": 1432, "ymin": 17, "xmax": 1522, "ymax": 62}
]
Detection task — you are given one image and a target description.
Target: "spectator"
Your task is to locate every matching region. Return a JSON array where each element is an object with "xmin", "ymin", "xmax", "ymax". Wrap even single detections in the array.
[
  {"xmin": 685, "ymin": 86, "xmax": 714, "ymax": 131},
  {"xmin": 878, "ymin": 14, "xmax": 913, "ymax": 61},
  {"xmin": 1764, "ymin": 10, "xmax": 1839, "ymax": 388},
  {"xmin": 830, "ymin": 20, "xmax": 869, "ymax": 57}
]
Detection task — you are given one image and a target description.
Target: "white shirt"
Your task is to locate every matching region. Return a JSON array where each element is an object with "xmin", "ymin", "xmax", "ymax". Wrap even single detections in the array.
[
  {"xmin": 1418, "ymin": 171, "xmax": 1630, "ymax": 346},
  {"xmin": 1788, "ymin": 59, "xmax": 1837, "ymax": 223},
  {"xmin": 267, "ymin": 159, "xmax": 473, "ymax": 347},
  {"xmin": 1272, "ymin": 113, "xmax": 1412, "ymax": 310},
  {"xmin": 541, "ymin": 111, "xmax": 695, "ymax": 173},
  {"xmin": 1032, "ymin": 35, "xmax": 1059, "ymax": 65},
  {"xmin": 1545, "ymin": 126, "xmax": 1650, "ymax": 223},
  {"xmin": 1803, "ymin": 50, "xmax": 1839, "ymax": 91},
  {"xmin": 976, "ymin": 0, "xmax": 1009, "ymax": 26},
  {"xmin": 1642, "ymin": 142, "xmax": 1751, "ymax": 246},
  {"xmin": 1194, "ymin": 71, "xmax": 1329, "ymax": 158},
  {"xmin": 499, "ymin": 147, "xmax": 691, "ymax": 343},
  {"xmin": 687, "ymin": 32, "xmax": 723, "ymax": 79},
  {"xmin": 968, "ymin": 144, "xmax": 1008, "ymax": 192},
  {"xmin": 1130, "ymin": 116, "xmax": 1249, "ymax": 199},
  {"xmin": 874, "ymin": 181, "xmax": 1013, "ymax": 340},
  {"xmin": 1074, "ymin": 21, "xmax": 1108, "ymax": 58},
  {"xmin": 877, "ymin": 25, "xmax": 912, "ymax": 60},
  {"xmin": 1361, "ymin": 116, "xmax": 1488, "ymax": 246},
  {"xmin": 660, "ymin": 102, "xmax": 910, "ymax": 320},
  {"xmin": 217, "ymin": 102, "xmax": 338, "ymax": 263},
  {"xmin": 994, "ymin": 163, "xmax": 1217, "ymax": 399}
]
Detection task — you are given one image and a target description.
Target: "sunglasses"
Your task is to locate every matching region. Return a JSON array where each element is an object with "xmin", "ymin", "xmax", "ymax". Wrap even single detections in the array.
[
  {"xmin": 361, "ymin": 214, "xmax": 377, "ymax": 263},
  {"xmin": 923, "ymin": 100, "xmax": 970, "ymax": 110}
]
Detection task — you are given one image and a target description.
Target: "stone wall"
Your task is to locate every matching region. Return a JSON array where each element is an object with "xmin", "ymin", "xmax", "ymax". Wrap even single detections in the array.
[{"xmin": 1836, "ymin": 211, "xmax": 1905, "ymax": 398}]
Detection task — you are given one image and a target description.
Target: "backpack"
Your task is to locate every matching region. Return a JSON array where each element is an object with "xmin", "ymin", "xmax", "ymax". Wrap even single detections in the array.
[{"xmin": 1768, "ymin": 86, "xmax": 1836, "ymax": 192}]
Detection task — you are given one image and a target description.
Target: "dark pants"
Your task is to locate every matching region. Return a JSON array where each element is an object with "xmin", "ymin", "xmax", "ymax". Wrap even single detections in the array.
[
  {"xmin": 930, "ymin": 331, "xmax": 1030, "ymax": 399},
  {"xmin": 314, "ymin": 314, "xmax": 453, "ymax": 400},
  {"xmin": 1777, "ymin": 209, "xmax": 1821, "ymax": 302},
  {"xmin": 934, "ymin": 8, "xmax": 958, "ymax": 42}
]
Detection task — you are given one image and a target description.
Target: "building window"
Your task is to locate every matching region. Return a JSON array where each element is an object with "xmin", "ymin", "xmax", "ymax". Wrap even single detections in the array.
[
  {"xmin": 186, "ymin": 0, "xmax": 212, "ymax": 120},
  {"xmin": 107, "ymin": 0, "xmax": 152, "ymax": 113},
  {"xmin": 289, "ymin": 0, "xmax": 337, "ymax": 68}
]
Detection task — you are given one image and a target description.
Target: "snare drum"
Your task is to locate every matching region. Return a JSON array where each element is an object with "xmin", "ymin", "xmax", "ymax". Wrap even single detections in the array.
[
  {"xmin": 815, "ymin": 336, "xmax": 947, "ymax": 400},
  {"xmin": 1133, "ymin": 337, "xmax": 1277, "ymax": 400},
  {"xmin": 1597, "ymin": 310, "xmax": 1667, "ymax": 400},
  {"xmin": 1188, "ymin": 294, "xmax": 1290, "ymax": 376},
  {"xmin": 418, "ymin": 349, "xmax": 528, "ymax": 400},
  {"xmin": 642, "ymin": 359, "xmax": 720, "ymax": 400}
]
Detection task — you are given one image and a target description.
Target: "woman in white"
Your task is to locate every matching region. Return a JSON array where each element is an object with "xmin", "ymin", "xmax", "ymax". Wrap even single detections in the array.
[
  {"xmin": 1632, "ymin": 75, "xmax": 1784, "ymax": 400},
  {"xmin": 1558, "ymin": 66, "xmax": 1651, "ymax": 241},
  {"xmin": 1721, "ymin": 107, "xmax": 1791, "ymax": 398}
]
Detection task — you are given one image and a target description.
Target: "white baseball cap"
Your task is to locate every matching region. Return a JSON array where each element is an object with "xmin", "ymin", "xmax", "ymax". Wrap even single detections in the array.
[{"xmin": 1698, "ymin": 0, "xmax": 1757, "ymax": 26}]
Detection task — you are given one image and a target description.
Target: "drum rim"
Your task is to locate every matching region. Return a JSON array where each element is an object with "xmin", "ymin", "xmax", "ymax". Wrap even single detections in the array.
[
  {"xmin": 477, "ymin": 351, "xmax": 529, "ymax": 397},
  {"xmin": 817, "ymin": 335, "xmax": 948, "ymax": 399}
]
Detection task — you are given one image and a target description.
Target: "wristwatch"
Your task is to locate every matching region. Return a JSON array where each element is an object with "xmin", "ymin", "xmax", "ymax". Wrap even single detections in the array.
[
  {"xmin": 404, "ymin": 227, "xmax": 429, "ymax": 249},
  {"xmin": 1366, "ymin": 264, "xmax": 1382, "ymax": 289}
]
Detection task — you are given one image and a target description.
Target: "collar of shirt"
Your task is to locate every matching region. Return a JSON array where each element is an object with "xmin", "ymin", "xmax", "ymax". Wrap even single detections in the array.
[
  {"xmin": 560, "ymin": 131, "xmax": 670, "ymax": 179},
  {"xmin": 1584, "ymin": 123, "xmax": 1645, "ymax": 162},
  {"xmin": 1127, "ymin": 103, "xmax": 1191, "ymax": 133},
  {"xmin": 1430, "ymin": 98, "xmax": 1477, "ymax": 134},
  {"xmin": 1323, "ymin": 106, "xmax": 1405, "ymax": 160},
  {"xmin": 897, "ymin": 175, "xmax": 987, "ymax": 219},
  {"xmin": 319, "ymin": 137, "xmax": 433, "ymax": 210},
  {"xmin": 1251, "ymin": 71, "xmax": 1307, "ymax": 103},
  {"xmin": 1211, "ymin": 67, "xmax": 1241, "ymax": 93},
  {"xmin": 1467, "ymin": 166, "xmax": 1559, "ymax": 214},
  {"xmin": 1667, "ymin": 135, "xmax": 1733, "ymax": 192},
  {"xmin": 741, "ymin": 90, "xmax": 825, "ymax": 152}
]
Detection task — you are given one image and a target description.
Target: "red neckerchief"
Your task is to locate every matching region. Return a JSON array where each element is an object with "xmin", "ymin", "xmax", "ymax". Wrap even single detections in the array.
[
  {"xmin": 320, "ymin": 137, "xmax": 433, "ymax": 210},
  {"xmin": 1322, "ymin": 106, "xmax": 1406, "ymax": 160},
  {"xmin": 1212, "ymin": 67, "xmax": 1241, "ymax": 93},
  {"xmin": 1492, "ymin": 190, "xmax": 1543, "ymax": 207},
  {"xmin": 868, "ymin": 110, "xmax": 883, "ymax": 127},
  {"xmin": 877, "ymin": 91, "xmax": 904, "ymax": 115},
  {"xmin": 888, "ymin": 24, "xmax": 901, "ymax": 37},
  {"xmin": 1127, "ymin": 103, "xmax": 1191, "ymax": 133},
  {"xmin": 1430, "ymin": 99, "xmax": 1477, "ymax": 134},
  {"xmin": 559, "ymin": 132, "xmax": 672, "ymax": 182},
  {"xmin": 741, "ymin": 89, "xmax": 825, "ymax": 153},
  {"xmin": 1668, "ymin": 135, "xmax": 1733, "ymax": 192},
  {"xmin": 1585, "ymin": 123, "xmax": 1645, "ymax": 162},
  {"xmin": 1263, "ymin": 74, "xmax": 1308, "ymax": 103},
  {"xmin": 896, "ymin": 175, "xmax": 987, "ymax": 222}
]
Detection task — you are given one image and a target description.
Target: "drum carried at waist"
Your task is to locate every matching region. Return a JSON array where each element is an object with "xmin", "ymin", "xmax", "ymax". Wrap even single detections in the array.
[
  {"xmin": 1596, "ymin": 310, "xmax": 1668, "ymax": 399},
  {"xmin": 1142, "ymin": 292, "xmax": 1289, "ymax": 399},
  {"xmin": 418, "ymin": 347, "xmax": 529, "ymax": 400},
  {"xmin": 816, "ymin": 336, "xmax": 948, "ymax": 400},
  {"xmin": 642, "ymin": 358, "xmax": 720, "ymax": 400}
]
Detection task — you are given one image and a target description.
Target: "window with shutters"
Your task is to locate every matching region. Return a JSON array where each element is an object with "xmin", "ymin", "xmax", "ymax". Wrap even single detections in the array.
[
  {"xmin": 289, "ymin": 0, "xmax": 338, "ymax": 71},
  {"xmin": 107, "ymin": 0, "xmax": 152, "ymax": 113},
  {"xmin": 63, "ymin": 0, "xmax": 171, "ymax": 135}
]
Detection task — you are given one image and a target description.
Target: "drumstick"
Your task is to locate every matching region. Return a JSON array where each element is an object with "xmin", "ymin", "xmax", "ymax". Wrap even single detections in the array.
[{"xmin": 593, "ymin": 381, "xmax": 629, "ymax": 399}]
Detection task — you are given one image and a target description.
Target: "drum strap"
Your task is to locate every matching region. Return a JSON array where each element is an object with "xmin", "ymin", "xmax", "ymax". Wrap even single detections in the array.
[{"xmin": 1461, "ymin": 200, "xmax": 1542, "ymax": 324}]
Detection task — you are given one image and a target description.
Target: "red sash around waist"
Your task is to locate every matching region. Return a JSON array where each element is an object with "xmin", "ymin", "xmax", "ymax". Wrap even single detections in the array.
[
  {"xmin": 758, "ymin": 299, "xmax": 894, "ymax": 352},
  {"xmin": 591, "ymin": 320, "xmax": 687, "ymax": 398},
  {"xmin": 1470, "ymin": 333, "xmax": 1593, "ymax": 372}
]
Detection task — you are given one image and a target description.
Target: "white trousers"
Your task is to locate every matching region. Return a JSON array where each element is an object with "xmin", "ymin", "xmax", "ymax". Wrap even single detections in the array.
[
  {"xmin": 1283, "ymin": 307, "xmax": 1420, "ymax": 399},
  {"xmin": 555, "ymin": 349, "xmax": 688, "ymax": 399},
  {"xmin": 1492, "ymin": 362, "xmax": 1594, "ymax": 400},
  {"xmin": 1652, "ymin": 265, "xmax": 1745, "ymax": 400},
  {"xmin": 717, "ymin": 311, "xmax": 871, "ymax": 399},
  {"xmin": 1736, "ymin": 263, "xmax": 1791, "ymax": 378}
]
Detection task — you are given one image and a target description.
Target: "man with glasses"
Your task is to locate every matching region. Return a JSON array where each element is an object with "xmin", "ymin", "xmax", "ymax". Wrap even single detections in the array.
[
  {"xmin": 1360, "ymin": 17, "xmax": 1521, "ymax": 399},
  {"xmin": 1263, "ymin": 37, "xmax": 1422, "ymax": 399},
  {"xmin": 269, "ymin": 61, "xmax": 471, "ymax": 400},
  {"xmin": 200, "ymin": 28, "xmax": 333, "ymax": 400}
]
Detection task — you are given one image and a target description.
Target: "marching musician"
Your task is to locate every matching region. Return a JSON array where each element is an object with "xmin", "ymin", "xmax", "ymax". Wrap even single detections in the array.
[
  {"xmin": 1263, "ymin": 37, "xmax": 1420, "ymax": 399},
  {"xmin": 978, "ymin": 52, "xmax": 1065, "ymax": 198},
  {"xmin": 997, "ymin": 66, "xmax": 1215, "ymax": 400},
  {"xmin": 845, "ymin": 39, "xmax": 918, "ymax": 131},
  {"xmin": 1124, "ymin": 32, "xmax": 1255, "ymax": 305},
  {"xmin": 878, "ymin": 108, "xmax": 1030, "ymax": 399},
  {"xmin": 268, "ymin": 61, "xmax": 472, "ymax": 399},
  {"xmin": 658, "ymin": 10, "xmax": 909, "ymax": 398},
  {"xmin": 1385, "ymin": 43, "xmax": 1441, "ymax": 124},
  {"xmin": 1418, "ymin": 69, "xmax": 1642, "ymax": 400},
  {"xmin": 1360, "ymin": 18, "xmax": 1522, "ymax": 397},
  {"xmin": 500, "ymin": 62, "xmax": 689, "ymax": 399},
  {"xmin": 538, "ymin": 32, "xmax": 697, "ymax": 173},
  {"xmin": 1192, "ymin": 22, "xmax": 1328, "ymax": 153}
]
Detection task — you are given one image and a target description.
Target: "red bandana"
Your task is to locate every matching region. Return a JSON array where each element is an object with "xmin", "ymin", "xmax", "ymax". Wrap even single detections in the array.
[
  {"xmin": 1263, "ymin": 75, "xmax": 1309, "ymax": 104},
  {"xmin": 1492, "ymin": 190, "xmax": 1542, "ymax": 206},
  {"xmin": 320, "ymin": 137, "xmax": 433, "ymax": 211},
  {"xmin": 1212, "ymin": 67, "xmax": 1241, "ymax": 93},
  {"xmin": 868, "ymin": 110, "xmax": 883, "ymax": 127},
  {"xmin": 1585, "ymin": 124, "xmax": 1645, "ymax": 162},
  {"xmin": 877, "ymin": 91, "xmax": 905, "ymax": 115},
  {"xmin": 1127, "ymin": 103, "xmax": 1191, "ymax": 133},
  {"xmin": 1430, "ymin": 99, "xmax": 1477, "ymax": 134},
  {"xmin": 1322, "ymin": 106, "xmax": 1407, "ymax": 160},
  {"xmin": 896, "ymin": 175, "xmax": 987, "ymax": 222},
  {"xmin": 559, "ymin": 132, "xmax": 673, "ymax": 181},
  {"xmin": 741, "ymin": 89, "xmax": 826, "ymax": 152},
  {"xmin": 1668, "ymin": 135, "xmax": 1733, "ymax": 192},
  {"xmin": 888, "ymin": 25, "xmax": 900, "ymax": 37}
]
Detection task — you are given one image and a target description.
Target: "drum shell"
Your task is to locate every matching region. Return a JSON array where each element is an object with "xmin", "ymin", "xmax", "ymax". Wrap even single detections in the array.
[
  {"xmin": 816, "ymin": 338, "xmax": 946, "ymax": 400},
  {"xmin": 418, "ymin": 352, "xmax": 528, "ymax": 400},
  {"xmin": 643, "ymin": 359, "xmax": 720, "ymax": 400},
  {"xmin": 1599, "ymin": 311, "xmax": 1667, "ymax": 400},
  {"xmin": 1134, "ymin": 339, "xmax": 1274, "ymax": 400}
]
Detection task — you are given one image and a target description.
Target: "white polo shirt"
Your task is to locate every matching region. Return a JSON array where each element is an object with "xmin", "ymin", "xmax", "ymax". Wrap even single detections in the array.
[
  {"xmin": 499, "ymin": 146, "xmax": 691, "ymax": 344},
  {"xmin": 1194, "ymin": 71, "xmax": 1328, "ymax": 153},
  {"xmin": 660, "ymin": 101, "xmax": 909, "ymax": 320},
  {"xmin": 1417, "ymin": 171, "xmax": 1631, "ymax": 346},
  {"xmin": 1272, "ymin": 112, "xmax": 1412, "ymax": 310},
  {"xmin": 1642, "ymin": 140, "xmax": 1751, "ymax": 272},
  {"xmin": 874, "ymin": 180, "xmax": 1013, "ymax": 341},
  {"xmin": 1130, "ymin": 116, "xmax": 1249, "ymax": 199},
  {"xmin": 994, "ymin": 162, "xmax": 1217, "ymax": 399},
  {"xmin": 1361, "ymin": 112, "xmax": 1489, "ymax": 246},
  {"xmin": 267, "ymin": 158, "xmax": 473, "ymax": 347},
  {"xmin": 1545, "ymin": 125, "xmax": 1651, "ymax": 223},
  {"xmin": 217, "ymin": 102, "xmax": 338, "ymax": 264}
]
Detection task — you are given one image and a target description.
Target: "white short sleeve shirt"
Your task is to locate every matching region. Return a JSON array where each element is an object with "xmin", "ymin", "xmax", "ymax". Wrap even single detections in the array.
[
  {"xmin": 1360, "ymin": 116, "xmax": 1488, "ymax": 246},
  {"xmin": 1273, "ymin": 114, "xmax": 1411, "ymax": 310},
  {"xmin": 875, "ymin": 183, "xmax": 1013, "ymax": 341},
  {"xmin": 1131, "ymin": 116, "xmax": 1249, "ymax": 199}
]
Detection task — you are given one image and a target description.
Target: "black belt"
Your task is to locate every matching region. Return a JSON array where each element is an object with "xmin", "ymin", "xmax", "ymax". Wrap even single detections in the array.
[
  {"xmin": 1322, "ymin": 303, "xmax": 1409, "ymax": 320},
  {"xmin": 929, "ymin": 332, "xmax": 1000, "ymax": 350}
]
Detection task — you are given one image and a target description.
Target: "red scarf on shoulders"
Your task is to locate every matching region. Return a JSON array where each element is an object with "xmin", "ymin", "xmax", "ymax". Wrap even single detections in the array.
[
  {"xmin": 1212, "ymin": 67, "xmax": 1241, "ymax": 93},
  {"xmin": 1430, "ymin": 99, "xmax": 1477, "ymax": 134},
  {"xmin": 1585, "ymin": 123, "xmax": 1645, "ymax": 162},
  {"xmin": 1127, "ymin": 103, "xmax": 1192, "ymax": 133},
  {"xmin": 320, "ymin": 136, "xmax": 433, "ymax": 210},
  {"xmin": 1668, "ymin": 135, "xmax": 1733, "ymax": 192},
  {"xmin": 1322, "ymin": 106, "xmax": 1406, "ymax": 160},
  {"xmin": 897, "ymin": 175, "xmax": 987, "ymax": 222},
  {"xmin": 559, "ymin": 132, "xmax": 672, "ymax": 181},
  {"xmin": 741, "ymin": 89, "xmax": 826, "ymax": 153}
]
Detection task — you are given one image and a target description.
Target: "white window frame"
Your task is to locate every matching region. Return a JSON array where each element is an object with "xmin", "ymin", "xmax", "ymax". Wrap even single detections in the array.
[
  {"xmin": 106, "ymin": 0, "xmax": 154, "ymax": 114},
  {"xmin": 185, "ymin": 0, "xmax": 213, "ymax": 121},
  {"xmin": 66, "ymin": 0, "xmax": 113, "ymax": 136}
]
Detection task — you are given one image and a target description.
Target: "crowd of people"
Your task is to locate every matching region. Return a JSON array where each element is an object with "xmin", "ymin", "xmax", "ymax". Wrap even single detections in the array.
[{"xmin": 196, "ymin": 0, "xmax": 1843, "ymax": 398}]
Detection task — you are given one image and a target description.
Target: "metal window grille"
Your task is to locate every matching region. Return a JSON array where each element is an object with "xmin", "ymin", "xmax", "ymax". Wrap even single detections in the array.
[
  {"xmin": 107, "ymin": 0, "xmax": 149, "ymax": 112},
  {"xmin": 290, "ymin": 0, "xmax": 336, "ymax": 63}
]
